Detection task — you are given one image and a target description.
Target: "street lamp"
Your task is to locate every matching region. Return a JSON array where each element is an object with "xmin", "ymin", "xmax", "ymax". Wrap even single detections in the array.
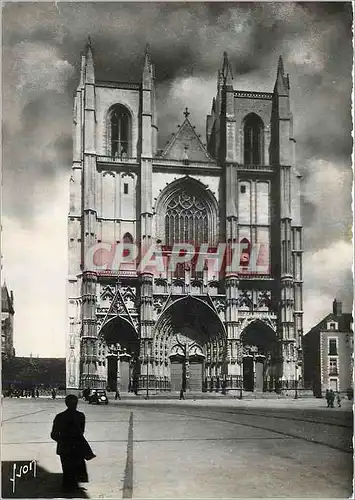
[
  {"xmin": 237, "ymin": 349, "xmax": 243, "ymax": 400},
  {"xmin": 107, "ymin": 343, "xmax": 120, "ymax": 392},
  {"xmin": 175, "ymin": 338, "xmax": 189, "ymax": 395},
  {"xmin": 146, "ymin": 342, "xmax": 151, "ymax": 400},
  {"xmin": 182, "ymin": 343, "xmax": 188, "ymax": 394}
]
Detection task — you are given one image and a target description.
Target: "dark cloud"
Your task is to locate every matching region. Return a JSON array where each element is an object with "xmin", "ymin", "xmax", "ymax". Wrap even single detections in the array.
[
  {"xmin": 2, "ymin": 1, "xmax": 353, "ymax": 270},
  {"xmin": 299, "ymin": 1, "xmax": 353, "ymax": 18}
]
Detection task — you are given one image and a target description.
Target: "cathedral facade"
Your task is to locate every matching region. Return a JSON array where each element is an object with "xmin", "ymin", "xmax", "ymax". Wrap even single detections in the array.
[{"xmin": 67, "ymin": 40, "xmax": 303, "ymax": 394}]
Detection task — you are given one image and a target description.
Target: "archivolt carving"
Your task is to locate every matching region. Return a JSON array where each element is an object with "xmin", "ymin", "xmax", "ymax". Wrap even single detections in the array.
[
  {"xmin": 238, "ymin": 316, "xmax": 277, "ymax": 338},
  {"xmin": 131, "ymin": 316, "xmax": 139, "ymax": 331},
  {"xmin": 170, "ymin": 334, "xmax": 204, "ymax": 358}
]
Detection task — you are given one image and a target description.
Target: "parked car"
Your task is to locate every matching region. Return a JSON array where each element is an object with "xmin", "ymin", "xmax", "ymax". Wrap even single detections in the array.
[{"xmin": 88, "ymin": 389, "xmax": 108, "ymax": 405}]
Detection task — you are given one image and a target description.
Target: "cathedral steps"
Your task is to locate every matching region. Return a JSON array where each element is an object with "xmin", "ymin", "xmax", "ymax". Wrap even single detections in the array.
[{"xmin": 107, "ymin": 391, "xmax": 309, "ymax": 400}]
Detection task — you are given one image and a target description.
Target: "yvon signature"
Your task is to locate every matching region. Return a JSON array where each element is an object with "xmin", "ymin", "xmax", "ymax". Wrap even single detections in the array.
[{"xmin": 9, "ymin": 460, "xmax": 37, "ymax": 493}]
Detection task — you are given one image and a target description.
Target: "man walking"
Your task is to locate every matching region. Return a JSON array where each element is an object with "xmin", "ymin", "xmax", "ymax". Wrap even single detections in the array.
[
  {"xmin": 51, "ymin": 394, "xmax": 96, "ymax": 493},
  {"xmin": 336, "ymin": 391, "xmax": 342, "ymax": 408},
  {"xmin": 325, "ymin": 389, "xmax": 331, "ymax": 407}
]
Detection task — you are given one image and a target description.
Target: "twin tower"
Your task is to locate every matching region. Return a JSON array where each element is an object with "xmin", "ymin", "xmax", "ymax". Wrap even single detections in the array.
[{"xmin": 67, "ymin": 39, "xmax": 303, "ymax": 395}]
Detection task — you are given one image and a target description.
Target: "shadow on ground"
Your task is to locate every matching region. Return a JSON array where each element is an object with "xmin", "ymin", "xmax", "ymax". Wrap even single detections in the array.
[{"xmin": 1, "ymin": 462, "xmax": 89, "ymax": 499}]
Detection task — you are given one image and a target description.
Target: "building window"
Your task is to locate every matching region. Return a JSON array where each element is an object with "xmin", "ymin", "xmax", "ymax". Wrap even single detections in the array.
[
  {"xmin": 108, "ymin": 105, "xmax": 131, "ymax": 158},
  {"xmin": 328, "ymin": 338, "xmax": 338, "ymax": 356},
  {"xmin": 240, "ymin": 185, "xmax": 246, "ymax": 194},
  {"xmin": 329, "ymin": 378, "xmax": 338, "ymax": 391},
  {"xmin": 243, "ymin": 113, "xmax": 264, "ymax": 165},
  {"xmin": 329, "ymin": 322, "xmax": 337, "ymax": 331},
  {"xmin": 329, "ymin": 358, "xmax": 338, "ymax": 375},
  {"xmin": 124, "ymin": 183, "xmax": 129, "ymax": 194}
]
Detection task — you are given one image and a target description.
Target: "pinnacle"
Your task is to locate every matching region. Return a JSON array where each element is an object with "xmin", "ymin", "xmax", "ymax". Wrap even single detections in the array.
[
  {"xmin": 86, "ymin": 35, "xmax": 93, "ymax": 53},
  {"xmin": 277, "ymin": 55, "xmax": 284, "ymax": 75}
]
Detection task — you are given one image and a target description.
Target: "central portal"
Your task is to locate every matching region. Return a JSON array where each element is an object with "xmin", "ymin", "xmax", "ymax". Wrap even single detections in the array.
[{"xmin": 153, "ymin": 296, "xmax": 226, "ymax": 392}]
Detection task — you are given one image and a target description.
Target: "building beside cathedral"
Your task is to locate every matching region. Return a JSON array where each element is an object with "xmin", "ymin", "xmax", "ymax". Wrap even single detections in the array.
[
  {"xmin": 303, "ymin": 299, "xmax": 353, "ymax": 398},
  {"xmin": 67, "ymin": 40, "xmax": 303, "ymax": 394}
]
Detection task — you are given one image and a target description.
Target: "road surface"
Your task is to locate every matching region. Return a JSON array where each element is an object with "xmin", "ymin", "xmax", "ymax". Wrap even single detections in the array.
[{"xmin": 1, "ymin": 397, "xmax": 352, "ymax": 498}]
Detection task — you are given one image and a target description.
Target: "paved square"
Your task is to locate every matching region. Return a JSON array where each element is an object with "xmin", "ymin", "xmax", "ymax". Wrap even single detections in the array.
[{"xmin": 1, "ymin": 397, "xmax": 352, "ymax": 498}]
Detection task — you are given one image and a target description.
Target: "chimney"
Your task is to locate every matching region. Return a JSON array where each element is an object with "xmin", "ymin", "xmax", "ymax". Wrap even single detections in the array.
[{"xmin": 333, "ymin": 298, "xmax": 342, "ymax": 316}]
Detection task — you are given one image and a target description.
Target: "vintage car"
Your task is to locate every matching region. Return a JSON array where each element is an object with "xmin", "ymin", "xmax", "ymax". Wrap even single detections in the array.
[{"xmin": 88, "ymin": 389, "xmax": 109, "ymax": 405}]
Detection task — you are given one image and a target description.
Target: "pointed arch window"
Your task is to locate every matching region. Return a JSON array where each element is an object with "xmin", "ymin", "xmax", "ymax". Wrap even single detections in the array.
[
  {"xmin": 108, "ymin": 105, "xmax": 131, "ymax": 158},
  {"xmin": 122, "ymin": 232, "xmax": 134, "ymax": 258},
  {"xmin": 165, "ymin": 188, "xmax": 210, "ymax": 279},
  {"xmin": 123, "ymin": 232, "xmax": 133, "ymax": 244},
  {"xmin": 243, "ymin": 114, "xmax": 264, "ymax": 165},
  {"xmin": 165, "ymin": 190, "xmax": 209, "ymax": 247}
]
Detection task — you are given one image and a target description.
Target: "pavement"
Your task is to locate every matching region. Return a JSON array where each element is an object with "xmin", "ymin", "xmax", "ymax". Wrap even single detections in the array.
[{"xmin": 1, "ymin": 397, "xmax": 353, "ymax": 499}]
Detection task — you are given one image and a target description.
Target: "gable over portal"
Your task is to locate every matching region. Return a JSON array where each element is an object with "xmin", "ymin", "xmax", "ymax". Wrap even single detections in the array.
[{"xmin": 161, "ymin": 110, "xmax": 212, "ymax": 162}]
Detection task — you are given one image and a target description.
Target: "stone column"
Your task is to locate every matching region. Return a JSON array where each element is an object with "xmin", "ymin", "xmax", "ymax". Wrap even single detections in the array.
[
  {"xmin": 80, "ymin": 271, "xmax": 99, "ymax": 388},
  {"xmin": 225, "ymin": 276, "xmax": 240, "ymax": 390},
  {"xmin": 139, "ymin": 274, "xmax": 154, "ymax": 391}
]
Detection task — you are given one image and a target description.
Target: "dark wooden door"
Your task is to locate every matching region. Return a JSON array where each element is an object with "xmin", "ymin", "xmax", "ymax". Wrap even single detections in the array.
[
  {"xmin": 189, "ymin": 362, "xmax": 203, "ymax": 391},
  {"xmin": 170, "ymin": 361, "xmax": 183, "ymax": 391},
  {"xmin": 243, "ymin": 357, "xmax": 254, "ymax": 391},
  {"xmin": 107, "ymin": 357, "xmax": 118, "ymax": 391},
  {"xmin": 255, "ymin": 360, "xmax": 264, "ymax": 391},
  {"xmin": 120, "ymin": 360, "xmax": 130, "ymax": 392}
]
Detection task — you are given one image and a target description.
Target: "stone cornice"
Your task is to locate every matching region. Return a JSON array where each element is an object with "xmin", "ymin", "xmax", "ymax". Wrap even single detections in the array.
[
  {"xmin": 96, "ymin": 156, "xmax": 139, "ymax": 168},
  {"xmin": 234, "ymin": 90, "xmax": 273, "ymax": 100},
  {"xmin": 96, "ymin": 80, "xmax": 140, "ymax": 90},
  {"xmin": 152, "ymin": 158, "xmax": 220, "ymax": 175}
]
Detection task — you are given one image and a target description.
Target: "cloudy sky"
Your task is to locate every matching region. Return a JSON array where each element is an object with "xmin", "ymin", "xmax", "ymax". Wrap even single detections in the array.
[{"xmin": 2, "ymin": 2, "xmax": 353, "ymax": 357}]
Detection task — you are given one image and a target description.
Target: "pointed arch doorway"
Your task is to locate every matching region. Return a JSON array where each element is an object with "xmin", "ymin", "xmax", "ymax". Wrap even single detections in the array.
[
  {"xmin": 240, "ymin": 320, "xmax": 277, "ymax": 392},
  {"xmin": 153, "ymin": 296, "xmax": 226, "ymax": 392},
  {"xmin": 100, "ymin": 316, "xmax": 139, "ymax": 392}
]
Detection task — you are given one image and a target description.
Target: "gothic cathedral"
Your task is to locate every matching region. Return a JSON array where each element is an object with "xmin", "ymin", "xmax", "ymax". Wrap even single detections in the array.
[{"xmin": 67, "ymin": 40, "xmax": 303, "ymax": 395}]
